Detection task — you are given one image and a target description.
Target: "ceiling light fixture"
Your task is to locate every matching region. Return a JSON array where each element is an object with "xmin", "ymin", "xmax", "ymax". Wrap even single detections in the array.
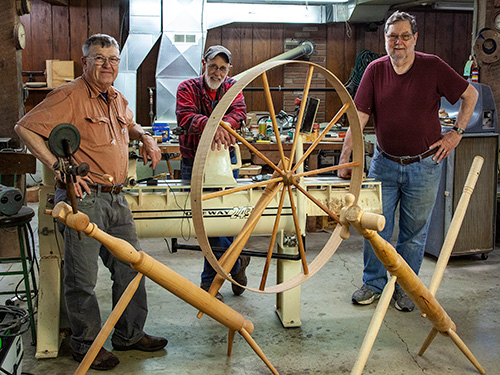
[{"xmin": 207, "ymin": 0, "xmax": 348, "ymax": 4}]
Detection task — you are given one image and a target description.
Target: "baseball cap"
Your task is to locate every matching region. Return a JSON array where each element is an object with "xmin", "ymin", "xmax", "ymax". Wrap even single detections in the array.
[{"xmin": 204, "ymin": 45, "xmax": 232, "ymax": 64}]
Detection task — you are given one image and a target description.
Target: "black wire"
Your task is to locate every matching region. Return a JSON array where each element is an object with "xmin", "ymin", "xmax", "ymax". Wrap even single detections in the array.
[
  {"xmin": 14, "ymin": 223, "xmax": 39, "ymax": 305},
  {"xmin": 0, "ymin": 305, "xmax": 30, "ymax": 337},
  {"xmin": 345, "ymin": 50, "xmax": 380, "ymax": 97},
  {"xmin": 158, "ymin": 177, "xmax": 192, "ymax": 241},
  {"xmin": 26, "ymin": 173, "xmax": 41, "ymax": 185}
]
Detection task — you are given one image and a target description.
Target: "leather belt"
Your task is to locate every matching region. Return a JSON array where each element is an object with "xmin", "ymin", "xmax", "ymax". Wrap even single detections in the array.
[
  {"xmin": 376, "ymin": 145, "xmax": 438, "ymax": 166},
  {"xmin": 56, "ymin": 180, "xmax": 123, "ymax": 194}
]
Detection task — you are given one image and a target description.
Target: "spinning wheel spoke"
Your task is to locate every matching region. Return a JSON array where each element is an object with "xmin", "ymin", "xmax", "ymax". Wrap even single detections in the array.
[
  {"xmin": 217, "ymin": 182, "xmax": 284, "ymax": 272},
  {"xmin": 262, "ymin": 72, "xmax": 288, "ymax": 170},
  {"xmin": 259, "ymin": 186, "xmax": 287, "ymax": 291},
  {"xmin": 292, "ymin": 103, "xmax": 350, "ymax": 173},
  {"xmin": 295, "ymin": 161, "xmax": 360, "ymax": 178},
  {"xmin": 293, "ymin": 181, "xmax": 340, "ymax": 224},
  {"xmin": 288, "ymin": 65, "xmax": 315, "ymax": 166},
  {"xmin": 286, "ymin": 185, "xmax": 309, "ymax": 275},
  {"xmin": 219, "ymin": 121, "xmax": 282, "ymax": 174},
  {"xmin": 202, "ymin": 177, "xmax": 283, "ymax": 201}
]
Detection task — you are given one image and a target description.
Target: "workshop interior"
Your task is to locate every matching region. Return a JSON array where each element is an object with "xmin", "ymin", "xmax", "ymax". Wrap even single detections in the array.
[{"xmin": 1, "ymin": 0, "xmax": 500, "ymax": 374}]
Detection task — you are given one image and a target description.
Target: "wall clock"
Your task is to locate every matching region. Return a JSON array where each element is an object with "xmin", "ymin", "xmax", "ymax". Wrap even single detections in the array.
[{"xmin": 14, "ymin": 22, "xmax": 26, "ymax": 50}]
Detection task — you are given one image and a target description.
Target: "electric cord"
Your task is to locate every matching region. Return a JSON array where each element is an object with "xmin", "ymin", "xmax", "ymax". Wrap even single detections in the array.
[
  {"xmin": 27, "ymin": 173, "xmax": 41, "ymax": 186},
  {"xmin": 344, "ymin": 49, "xmax": 380, "ymax": 97},
  {"xmin": 52, "ymin": 217, "xmax": 63, "ymax": 260},
  {"xmin": 0, "ymin": 305, "xmax": 30, "ymax": 337},
  {"xmin": 11, "ymin": 223, "xmax": 39, "ymax": 307},
  {"xmin": 158, "ymin": 177, "xmax": 193, "ymax": 242}
]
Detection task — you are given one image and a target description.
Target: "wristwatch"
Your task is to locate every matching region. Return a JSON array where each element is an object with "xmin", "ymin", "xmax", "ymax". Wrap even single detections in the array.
[
  {"xmin": 140, "ymin": 131, "xmax": 153, "ymax": 141},
  {"xmin": 452, "ymin": 126, "xmax": 465, "ymax": 135}
]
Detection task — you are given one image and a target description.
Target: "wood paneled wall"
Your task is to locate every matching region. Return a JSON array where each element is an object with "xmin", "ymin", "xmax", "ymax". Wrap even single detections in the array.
[
  {"xmin": 20, "ymin": 0, "xmax": 125, "ymax": 116},
  {"xmin": 18, "ymin": 1, "xmax": 473, "ymax": 127},
  {"xmin": 0, "ymin": 0, "xmax": 25, "ymax": 147},
  {"xmin": 21, "ymin": 0, "xmax": 124, "ymax": 76}
]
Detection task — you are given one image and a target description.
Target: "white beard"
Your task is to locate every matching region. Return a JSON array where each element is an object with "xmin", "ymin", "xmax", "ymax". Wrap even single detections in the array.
[{"xmin": 204, "ymin": 71, "xmax": 223, "ymax": 91}]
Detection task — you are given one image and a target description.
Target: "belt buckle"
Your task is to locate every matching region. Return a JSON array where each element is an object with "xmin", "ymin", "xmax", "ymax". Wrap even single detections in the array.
[
  {"xmin": 398, "ymin": 156, "xmax": 411, "ymax": 165},
  {"xmin": 111, "ymin": 185, "xmax": 122, "ymax": 194}
]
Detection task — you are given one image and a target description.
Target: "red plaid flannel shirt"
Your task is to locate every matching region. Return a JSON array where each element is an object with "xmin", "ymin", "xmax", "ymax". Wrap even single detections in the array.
[{"xmin": 176, "ymin": 75, "xmax": 246, "ymax": 159}]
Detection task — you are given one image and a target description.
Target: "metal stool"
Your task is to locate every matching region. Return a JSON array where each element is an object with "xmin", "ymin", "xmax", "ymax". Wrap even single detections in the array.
[{"xmin": 0, "ymin": 205, "xmax": 38, "ymax": 345}]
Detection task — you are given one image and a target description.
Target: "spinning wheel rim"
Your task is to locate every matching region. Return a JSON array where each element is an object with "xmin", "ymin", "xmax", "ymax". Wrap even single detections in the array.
[{"xmin": 190, "ymin": 60, "xmax": 364, "ymax": 294}]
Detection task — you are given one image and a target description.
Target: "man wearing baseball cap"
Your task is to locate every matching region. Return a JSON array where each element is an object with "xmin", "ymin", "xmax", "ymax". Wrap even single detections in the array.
[{"xmin": 176, "ymin": 45, "xmax": 249, "ymax": 301}]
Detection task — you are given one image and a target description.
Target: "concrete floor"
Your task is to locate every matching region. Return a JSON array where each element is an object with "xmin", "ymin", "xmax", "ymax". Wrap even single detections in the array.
[{"xmin": 5, "ymin": 203, "xmax": 500, "ymax": 375}]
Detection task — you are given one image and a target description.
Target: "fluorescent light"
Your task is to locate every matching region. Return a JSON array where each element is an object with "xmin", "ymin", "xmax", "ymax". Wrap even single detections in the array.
[
  {"xmin": 433, "ymin": 2, "xmax": 473, "ymax": 11},
  {"xmin": 208, "ymin": 0, "xmax": 348, "ymax": 4}
]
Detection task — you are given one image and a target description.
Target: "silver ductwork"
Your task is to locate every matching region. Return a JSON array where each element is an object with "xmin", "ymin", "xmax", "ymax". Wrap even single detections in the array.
[
  {"xmin": 155, "ymin": 0, "xmax": 207, "ymax": 123},
  {"xmin": 114, "ymin": 0, "xmax": 162, "ymax": 117}
]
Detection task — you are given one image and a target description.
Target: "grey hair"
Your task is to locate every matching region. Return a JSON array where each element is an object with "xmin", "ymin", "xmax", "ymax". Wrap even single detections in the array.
[
  {"xmin": 82, "ymin": 34, "xmax": 120, "ymax": 56},
  {"xmin": 385, "ymin": 11, "xmax": 418, "ymax": 35}
]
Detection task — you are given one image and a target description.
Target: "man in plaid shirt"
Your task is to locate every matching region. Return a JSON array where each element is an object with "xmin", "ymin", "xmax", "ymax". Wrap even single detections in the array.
[{"xmin": 176, "ymin": 45, "xmax": 249, "ymax": 301}]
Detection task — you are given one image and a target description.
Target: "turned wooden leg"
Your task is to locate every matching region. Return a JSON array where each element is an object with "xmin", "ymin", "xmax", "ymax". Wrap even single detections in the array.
[
  {"xmin": 418, "ymin": 327, "xmax": 438, "ymax": 356},
  {"xmin": 74, "ymin": 273, "xmax": 143, "ymax": 375},
  {"xmin": 446, "ymin": 328, "xmax": 485, "ymax": 374},
  {"xmin": 351, "ymin": 275, "xmax": 396, "ymax": 375}
]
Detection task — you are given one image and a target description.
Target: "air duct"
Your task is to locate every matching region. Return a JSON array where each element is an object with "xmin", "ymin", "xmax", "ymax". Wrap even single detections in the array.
[
  {"xmin": 114, "ymin": 0, "xmax": 162, "ymax": 117},
  {"xmin": 155, "ymin": 0, "xmax": 207, "ymax": 123}
]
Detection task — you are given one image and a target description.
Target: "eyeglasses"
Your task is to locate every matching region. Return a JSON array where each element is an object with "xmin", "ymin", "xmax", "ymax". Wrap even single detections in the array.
[
  {"xmin": 86, "ymin": 55, "xmax": 121, "ymax": 66},
  {"xmin": 386, "ymin": 33, "xmax": 414, "ymax": 42},
  {"xmin": 207, "ymin": 64, "xmax": 228, "ymax": 74}
]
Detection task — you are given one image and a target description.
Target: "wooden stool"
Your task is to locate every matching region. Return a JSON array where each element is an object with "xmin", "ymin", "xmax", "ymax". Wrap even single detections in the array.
[{"xmin": 0, "ymin": 206, "xmax": 38, "ymax": 344}]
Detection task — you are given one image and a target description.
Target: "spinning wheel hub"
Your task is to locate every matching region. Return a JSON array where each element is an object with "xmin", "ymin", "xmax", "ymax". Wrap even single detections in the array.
[{"xmin": 282, "ymin": 171, "xmax": 297, "ymax": 186}]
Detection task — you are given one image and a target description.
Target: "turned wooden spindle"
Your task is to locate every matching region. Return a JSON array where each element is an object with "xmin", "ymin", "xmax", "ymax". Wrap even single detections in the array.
[
  {"xmin": 49, "ymin": 202, "xmax": 279, "ymax": 375},
  {"xmin": 341, "ymin": 193, "xmax": 485, "ymax": 375}
]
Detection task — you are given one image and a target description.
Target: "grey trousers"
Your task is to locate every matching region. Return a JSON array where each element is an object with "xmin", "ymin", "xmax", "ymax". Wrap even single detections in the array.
[{"xmin": 55, "ymin": 188, "xmax": 147, "ymax": 354}]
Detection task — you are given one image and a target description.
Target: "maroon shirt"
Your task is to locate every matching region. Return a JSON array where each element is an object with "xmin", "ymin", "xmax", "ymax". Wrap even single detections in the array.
[
  {"xmin": 176, "ymin": 75, "xmax": 246, "ymax": 159},
  {"xmin": 354, "ymin": 52, "xmax": 469, "ymax": 156}
]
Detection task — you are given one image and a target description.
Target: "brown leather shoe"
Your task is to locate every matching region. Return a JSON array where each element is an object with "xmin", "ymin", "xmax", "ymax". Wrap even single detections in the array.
[
  {"xmin": 200, "ymin": 283, "xmax": 224, "ymax": 301},
  {"xmin": 231, "ymin": 255, "xmax": 250, "ymax": 296},
  {"xmin": 113, "ymin": 334, "xmax": 168, "ymax": 352},
  {"xmin": 72, "ymin": 347, "xmax": 120, "ymax": 371}
]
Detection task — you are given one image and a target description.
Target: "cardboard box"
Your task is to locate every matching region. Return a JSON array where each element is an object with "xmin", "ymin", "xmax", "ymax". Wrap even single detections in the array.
[
  {"xmin": 27, "ymin": 186, "xmax": 39, "ymax": 203},
  {"xmin": 46, "ymin": 60, "xmax": 74, "ymax": 88}
]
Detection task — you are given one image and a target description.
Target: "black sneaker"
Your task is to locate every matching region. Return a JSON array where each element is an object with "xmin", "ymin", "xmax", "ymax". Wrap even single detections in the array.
[
  {"xmin": 393, "ymin": 289, "xmax": 415, "ymax": 312},
  {"xmin": 352, "ymin": 285, "xmax": 381, "ymax": 305},
  {"xmin": 200, "ymin": 283, "xmax": 224, "ymax": 301},
  {"xmin": 231, "ymin": 255, "xmax": 250, "ymax": 296}
]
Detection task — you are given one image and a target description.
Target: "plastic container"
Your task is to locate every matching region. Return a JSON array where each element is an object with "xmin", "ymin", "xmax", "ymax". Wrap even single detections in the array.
[
  {"xmin": 152, "ymin": 122, "xmax": 170, "ymax": 142},
  {"xmin": 251, "ymin": 123, "xmax": 259, "ymax": 137},
  {"xmin": 259, "ymin": 121, "xmax": 267, "ymax": 135}
]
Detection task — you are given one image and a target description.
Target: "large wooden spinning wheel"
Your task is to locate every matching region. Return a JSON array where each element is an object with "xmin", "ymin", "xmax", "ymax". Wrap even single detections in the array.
[{"xmin": 190, "ymin": 60, "xmax": 364, "ymax": 295}]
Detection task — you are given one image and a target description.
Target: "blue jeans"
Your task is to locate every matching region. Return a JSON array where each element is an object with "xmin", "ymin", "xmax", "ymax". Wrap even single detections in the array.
[
  {"xmin": 55, "ymin": 188, "xmax": 147, "ymax": 354},
  {"xmin": 181, "ymin": 149, "xmax": 242, "ymax": 286},
  {"xmin": 363, "ymin": 147, "xmax": 443, "ymax": 293}
]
